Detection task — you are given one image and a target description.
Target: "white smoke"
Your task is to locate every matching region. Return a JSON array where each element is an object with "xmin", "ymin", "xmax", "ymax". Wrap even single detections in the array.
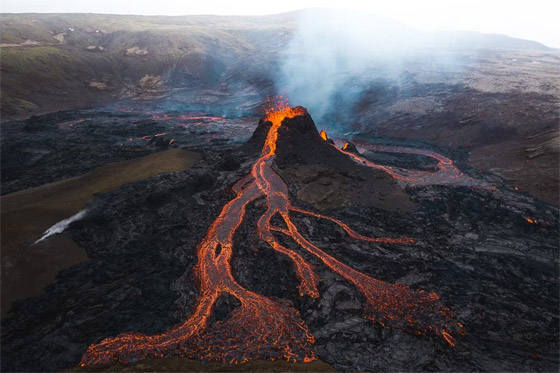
[
  {"xmin": 275, "ymin": 8, "xmax": 478, "ymax": 128},
  {"xmin": 276, "ymin": 9, "xmax": 416, "ymax": 119},
  {"xmin": 33, "ymin": 209, "xmax": 87, "ymax": 245}
]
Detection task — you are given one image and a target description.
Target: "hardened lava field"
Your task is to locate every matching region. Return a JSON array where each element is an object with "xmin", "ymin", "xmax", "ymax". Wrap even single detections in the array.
[{"xmin": 1, "ymin": 101, "xmax": 558, "ymax": 372}]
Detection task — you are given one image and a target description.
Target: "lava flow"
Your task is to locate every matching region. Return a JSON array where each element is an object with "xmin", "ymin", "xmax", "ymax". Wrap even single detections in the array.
[
  {"xmin": 80, "ymin": 98, "xmax": 464, "ymax": 367},
  {"xmin": 57, "ymin": 118, "xmax": 90, "ymax": 130},
  {"xmin": 332, "ymin": 139, "xmax": 494, "ymax": 190}
]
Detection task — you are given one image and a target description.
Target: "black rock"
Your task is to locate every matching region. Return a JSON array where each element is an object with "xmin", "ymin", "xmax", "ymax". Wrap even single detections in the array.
[{"xmin": 1, "ymin": 110, "xmax": 558, "ymax": 373}]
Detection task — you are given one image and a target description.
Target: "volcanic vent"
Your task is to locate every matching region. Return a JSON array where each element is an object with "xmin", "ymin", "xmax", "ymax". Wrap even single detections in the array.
[
  {"xmin": 245, "ymin": 105, "xmax": 358, "ymax": 169},
  {"xmin": 245, "ymin": 103, "xmax": 413, "ymax": 211},
  {"xmin": 79, "ymin": 99, "xmax": 463, "ymax": 367}
]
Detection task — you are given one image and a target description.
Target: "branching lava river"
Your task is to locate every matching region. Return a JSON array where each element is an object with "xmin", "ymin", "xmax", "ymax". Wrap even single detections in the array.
[{"xmin": 80, "ymin": 99, "xmax": 464, "ymax": 366}]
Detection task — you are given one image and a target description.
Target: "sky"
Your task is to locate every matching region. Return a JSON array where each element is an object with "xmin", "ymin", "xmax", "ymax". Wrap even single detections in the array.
[{"xmin": 1, "ymin": 0, "xmax": 559, "ymax": 48}]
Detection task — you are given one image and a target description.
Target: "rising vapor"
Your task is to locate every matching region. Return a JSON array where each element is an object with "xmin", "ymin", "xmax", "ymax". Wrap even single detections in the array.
[{"xmin": 275, "ymin": 8, "xmax": 469, "ymax": 129}]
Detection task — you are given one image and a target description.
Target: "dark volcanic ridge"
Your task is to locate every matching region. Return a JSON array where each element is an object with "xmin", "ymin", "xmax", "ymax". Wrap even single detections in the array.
[{"xmin": 1, "ymin": 110, "xmax": 559, "ymax": 372}]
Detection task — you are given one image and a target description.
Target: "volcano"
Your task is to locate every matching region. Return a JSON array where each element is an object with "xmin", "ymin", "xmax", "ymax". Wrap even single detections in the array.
[
  {"xmin": 1, "ymin": 101, "xmax": 558, "ymax": 372},
  {"xmin": 78, "ymin": 100, "xmax": 462, "ymax": 366}
]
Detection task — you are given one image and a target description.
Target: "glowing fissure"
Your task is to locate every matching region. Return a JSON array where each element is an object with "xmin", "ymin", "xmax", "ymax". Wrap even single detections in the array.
[
  {"xmin": 152, "ymin": 113, "xmax": 226, "ymax": 123},
  {"xmin": 80, "ymin": 99, "xmax": 463, "ymax": 367},
  {"xmin": 178, "ymin": 115, "xmax": 226, "ymax": 122}
]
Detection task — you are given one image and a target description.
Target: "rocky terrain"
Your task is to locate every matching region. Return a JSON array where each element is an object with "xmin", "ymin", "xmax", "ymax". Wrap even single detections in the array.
[{"xmin": 1, "ymin": 109, "xmax": 558, "ymax": 372}]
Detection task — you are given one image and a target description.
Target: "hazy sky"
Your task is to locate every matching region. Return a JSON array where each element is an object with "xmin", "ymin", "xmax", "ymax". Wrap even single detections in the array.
[{"xmin": 2, "ymin": 0, "xmax": 559, "ymax": 48}]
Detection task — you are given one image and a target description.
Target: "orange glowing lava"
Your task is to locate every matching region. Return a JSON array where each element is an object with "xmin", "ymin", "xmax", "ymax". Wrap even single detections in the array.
[
  {"xmin": 319, "ymin": 129, "xmax": 328, "ymax": 141},
  {"xmin": 334, "ymin": 140, "xmax": 494, "ymax": 190},
  {"xmin": 80, "ymin": 98, "xmax": 463, "ymax": 367}
]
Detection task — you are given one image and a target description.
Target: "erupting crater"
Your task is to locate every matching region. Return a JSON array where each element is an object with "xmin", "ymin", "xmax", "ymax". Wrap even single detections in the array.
[{"xmin": 80, "ymin": 98, "xmax": 464, "ymax": 367}]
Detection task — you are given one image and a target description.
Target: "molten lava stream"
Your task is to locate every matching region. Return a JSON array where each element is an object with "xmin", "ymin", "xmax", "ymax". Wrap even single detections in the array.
[
  {"xmin": 80, "ymin": 99, "xmax": 463, "ymax": 367},
  {"xmin": 334, "ymin": 139, "xmax": 493, "ymax": 190}
]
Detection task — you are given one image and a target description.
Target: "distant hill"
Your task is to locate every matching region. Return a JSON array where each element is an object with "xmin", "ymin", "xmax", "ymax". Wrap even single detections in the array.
[
  {"xmin": 422, "ymin": 30, "xmax": 551, "ymax": 51},
  {"xmin": 0, "ymin": 11, "xmax": 553, "ymax": 119}
]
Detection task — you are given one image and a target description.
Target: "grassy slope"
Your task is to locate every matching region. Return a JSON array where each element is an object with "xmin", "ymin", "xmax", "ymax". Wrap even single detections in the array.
[
  {"xmin": 0, "ymin": 13, "xmax": 289, "ymax": 117},
  {"xmin": 2, "ymin": 47, "xmax": 80, "ymax": 94},
  {"xmin": 1, "ymin": 149, "xmax": 201, "ymax": 317}
]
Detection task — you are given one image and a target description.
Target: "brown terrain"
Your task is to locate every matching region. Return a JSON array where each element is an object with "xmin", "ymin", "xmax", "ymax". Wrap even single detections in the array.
[{"xmin": 1, "ymin": 149, "xmax": 201, "ymax": 316}]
